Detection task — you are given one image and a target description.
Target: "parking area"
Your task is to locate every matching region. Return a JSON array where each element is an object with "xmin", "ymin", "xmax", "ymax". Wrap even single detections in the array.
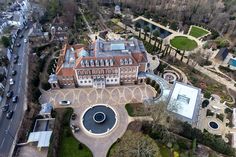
[{"xmin": 39, "ymin": 84, "xmax": 156, "ymax": 107}]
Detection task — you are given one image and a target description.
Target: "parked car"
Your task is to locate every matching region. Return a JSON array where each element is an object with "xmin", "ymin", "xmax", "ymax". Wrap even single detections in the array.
[
  {"xmin": 13, "ymin": 58, "xmax": 18, "ymax": 64},
  {"xmin": 24, "ymin": 39, "xmax": 27, "ymax": 43},
  {"xmin": 14, "ymin": 55, "xmax": 19, "ymax": 59},
  {"xmin": 59, "ymin": 100, "xmax": 71, "ymax": 106},
  {"xmin": 6, "ymin": 91, "xmax": 13, "ymax": 98},
  {"xmin": 16, "ymin": 43, "xmax": 21, "ymax": 47},
  {"xmin": 9, "ymin": 78, "xmax": 14, "ymax": 85},
  {"xmin": 25, "ymin": 26, "xmax": 28, "ymax": 29},
  {"xmin": 19, "ymin": 34, "xmax": 23, "ymax": 38},
  {"xmin": 71, "ymin": 113, "xmax": 77, "ymax": 120},
  {"xmin": 2, "ymin": 104, "xmax": 9, "ymax": 112},
  {"xmin": 6, "ymin": 110, "xmax": 14, "ymax": 119},
  {"xmin": 12, "ymin": 70, "xmax": 17, "ymax": 76},
  {"xmin": 12, "ymin": 96, "xmax": 18, "ymax": 103}
]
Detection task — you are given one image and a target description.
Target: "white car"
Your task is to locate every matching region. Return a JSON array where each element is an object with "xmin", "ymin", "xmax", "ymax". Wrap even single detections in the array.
[
  {"xmin": 24, "ymin": 39, "xmax": 27, "ymax": 43},
  {"xmin": 9, "ymin": 78, "xmax": 14, "ymax": 85},
  {"xmin": 59, "ymin": 100, "xmax": 71, "ymax": 106}
]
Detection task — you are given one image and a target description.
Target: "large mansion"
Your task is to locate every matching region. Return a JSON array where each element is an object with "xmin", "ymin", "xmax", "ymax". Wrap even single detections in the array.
[{"xmin": 49, "ymin": 38, "xmax": 149, "ymax": 88}]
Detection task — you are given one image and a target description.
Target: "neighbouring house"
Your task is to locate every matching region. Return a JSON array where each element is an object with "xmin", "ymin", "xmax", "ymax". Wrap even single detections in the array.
[
  {"xmin": 228, "ymin": 57, "xmax": 236, "ymax": 70},
  {"xmin": 114, "ymin": 5, "xmax": 121, "ymax": 15},
  {"xmin": 27, "ymin": 118, "xmax": 54, "ymax": 151},
  {"xmin": 50, "ymin": 16, "xmax": 68, "ymax": 43},
  {"xmin": 167, "ymin": 82, "xmax": 202, "ymax": 125},
  {"xmin": 0, "ymin": 0, "xmax": 30, "ymax": 34},
  {"xmin": 214, "ymin": 48, "xmax": 229, "ymax": 62},
  {"xmin": 29, "ymin": 23, "xmax": 49, "ymax": 45},
  {"xmin": 39, "ymin": 103, "xmax": 53, "ymax": 118},
  {"xmin": 49, "ymin": 38, "xmax": 149, "ymax": 89}
]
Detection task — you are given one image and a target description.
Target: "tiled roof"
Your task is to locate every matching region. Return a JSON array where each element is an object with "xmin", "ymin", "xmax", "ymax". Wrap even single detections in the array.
[{"xmin": 56, "ymin": 38, "xmax": 148, "ymax": 74}]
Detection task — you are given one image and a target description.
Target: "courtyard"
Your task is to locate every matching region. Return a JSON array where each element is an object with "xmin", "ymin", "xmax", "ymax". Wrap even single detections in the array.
[
  {"xmin": 39, "ymin": 84, "xmax": 156, "ymax": 107},
  {"xmin": 39, "ymin": 84, "xmax": 156, "ymax": 157}
]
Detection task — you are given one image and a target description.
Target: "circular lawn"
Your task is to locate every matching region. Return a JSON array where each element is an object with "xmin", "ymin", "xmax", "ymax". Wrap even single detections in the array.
[{"xmin": 170, "ymin": 36, "xmax": 198, "ymax": 51}]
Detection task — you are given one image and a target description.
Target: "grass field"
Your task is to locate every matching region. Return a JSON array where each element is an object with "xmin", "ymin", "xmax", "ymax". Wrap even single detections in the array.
[
  {"xmin": 189, "ymin": 26, "xmax": 209, "ymax": 38},
  {"xmin": 58, "ymin": 108, "xmax": 93, "ymax": 157},
  {"xmin": 170, "ymin": 36, "xmax": 198, "ymax": 51}
]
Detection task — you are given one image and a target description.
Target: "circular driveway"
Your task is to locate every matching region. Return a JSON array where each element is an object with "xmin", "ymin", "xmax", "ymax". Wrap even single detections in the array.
[
  {"xmin": 39, "ymin": 84, "xmax": 156, "ymax": 107},
  {"xmin": 39, "ymin": 84, "xmax": 156, "ymax": 157}
]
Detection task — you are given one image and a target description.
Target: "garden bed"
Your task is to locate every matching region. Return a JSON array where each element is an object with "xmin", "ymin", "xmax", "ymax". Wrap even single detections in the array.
[
  {"xmin": 164, "ymin": 56, "xmax": 233, "ymax": 106},
  {"xmin": 125, "ymin": 103, "xmax": 149, "ymax": 117}
]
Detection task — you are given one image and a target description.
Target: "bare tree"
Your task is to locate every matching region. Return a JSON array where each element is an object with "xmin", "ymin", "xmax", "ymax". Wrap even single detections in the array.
[
  {"xmin": 109, "ymin": 130, "xmax": 160, "ymax": 157},
  {"xmin": 61, "ymin": 0, "xmax": 78, "ymax": 27}
]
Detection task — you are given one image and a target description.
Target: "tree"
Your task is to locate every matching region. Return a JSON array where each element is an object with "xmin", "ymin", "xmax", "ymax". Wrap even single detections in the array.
[
  {"xmin": 61, "ymin": 0, "xmax": 77, "ymax": 27},
  {"xmin": 1, "ymin": 36, "xmax": 10, "ymax": 48},
  {"xmin": 47, "ymin": 0, "xmax": 61, "ymax": 19},
  {"xmin": 135, "ymin": 22, "xmax": 141, "ymax": 38},
  {"xmin": 109, "ymin": 130, "xmax": 160, "ymax": 157},
  {"xmin": 143, "ymin": 26, "xmax": 150, "ymax": 41},
  {"xmin": 152, "ymin": 30, "xmax": 160, "ymax": 51}
]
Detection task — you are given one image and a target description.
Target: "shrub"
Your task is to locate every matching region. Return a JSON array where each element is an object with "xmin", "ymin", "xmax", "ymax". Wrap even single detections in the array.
[
  {"xmin": 216, "ymin": 114, "xmax": 224, "ymax": 122},
  {"xmin": 202, "ymin": 100, "xmax": 209, "ymax": 108},
  {"xmin": 42, "ymin": 82, "xmax": 51, "ymax": 90},
  {"xmin": 31, "ymin": 75, "xmax": 40, "ymax": 87},
  {"xmin": 32, "ymin": 88, "xmax": 41, "ymax": 103},
  {"xmin": 204, "ymin": 91, "xmax": 211, "ymax": 99},
  {"xmin": 224, "ymin": 108, "xmax": 233, "ymax": 114},
  {"xmin": 1, "ymin": 36, "xmax": 10, "ymax": 48},
  {"xmin": 146, "ymin": 77, "xmax": 151, "ymax": 84},
  {"xmin": 206, "ymin": 109, "xmax": 214, "ymax": 117},
  {"xmin": 151, "ymin": 80, "xmax": 156, "ymax": 87},
  {"xmin": 180, "ymin": 122, "xmax": 235, "ymax": 156}
]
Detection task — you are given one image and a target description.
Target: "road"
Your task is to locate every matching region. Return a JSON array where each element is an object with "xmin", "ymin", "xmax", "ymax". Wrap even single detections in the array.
[{"xmin": 0, "ymin": 26, "xmax": 30, "ymax": 157}]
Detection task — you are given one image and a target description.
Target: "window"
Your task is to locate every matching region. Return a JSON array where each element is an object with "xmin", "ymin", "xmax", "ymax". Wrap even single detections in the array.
[
  {"xmin": 80, "ymin": 81, "xmax": 83, "ymax": 83},
  {"xmin": 85, "ymin": 81, "xmax": 87, "ymax": 83},
  {"xmin": 107, "ymin": 79, "xmax": 109, "ymax": 82},
  {"xmin": 115, "ymin": 79, "xmax": 117, "ymax": 82},
  {"xmin": 111, "ymin": 79, "xmax": 113, "ymax": 82},
  {"xmin": 89, "ymin": 80, "xmax": 91, "ymax": 83}
]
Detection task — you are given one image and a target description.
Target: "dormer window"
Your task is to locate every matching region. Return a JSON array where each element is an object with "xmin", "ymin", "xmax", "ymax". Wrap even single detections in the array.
[
  {"xmin": 100, "ymin": 59, "xmax": 104, "ymax": 66},
  {"xmin": 81, "ymin": 60, "xmax": 85, "ymax": 67},
  {"xmin": 90, "ymin": 60, "xmax": 94, "ymax": 67},
  {"xmin": 95, "ymin": 60, "xmax": 99, "ymax": 66}
]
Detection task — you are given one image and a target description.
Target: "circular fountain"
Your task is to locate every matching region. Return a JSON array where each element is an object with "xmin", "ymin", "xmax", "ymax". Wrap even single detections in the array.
[{"xmin": 81, "ymin": 104, "xmax": 117, "ymax": 136}]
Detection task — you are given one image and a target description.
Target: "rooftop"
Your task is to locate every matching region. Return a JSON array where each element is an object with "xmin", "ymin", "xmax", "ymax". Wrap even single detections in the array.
[
  {"xmin": 167, "ymin": 82, "xmax": 201, "ymax": 124},
  {"xmin": 27, "ymin": 131, "xmax": 52, "ymax": 148}
]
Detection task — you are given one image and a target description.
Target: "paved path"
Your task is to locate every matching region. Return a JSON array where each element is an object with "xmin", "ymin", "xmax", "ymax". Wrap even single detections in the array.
[{"xmin": 78, "ymin": 6, "xmax": 93, "ymax": 34}]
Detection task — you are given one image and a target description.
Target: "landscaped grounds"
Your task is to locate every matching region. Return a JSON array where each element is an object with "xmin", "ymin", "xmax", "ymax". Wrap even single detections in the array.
[
  {"xmin": 170, "ymin": 36, "xmax": 198, "ymax": 51},
  {"xmin": 189, "ymin": 26, "xmax": 209, "ymax": 38}
]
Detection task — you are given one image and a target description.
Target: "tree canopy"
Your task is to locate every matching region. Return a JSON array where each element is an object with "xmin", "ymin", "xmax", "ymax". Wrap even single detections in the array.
[
  {"xmin": 109, "ymin": 130, "xmax": 160, "ymax": 157},
  {"xmin": 1, "ymin": 36, "xmax": 10, "ymax": 48}
]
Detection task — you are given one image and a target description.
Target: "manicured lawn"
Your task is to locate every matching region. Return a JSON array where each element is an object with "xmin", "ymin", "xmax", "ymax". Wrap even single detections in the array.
[
  {"xmin": 125, "ymin": 103, "xmax": 134, "ymax": 116},
  {"xmin": 125, "ymin": 103, "xmax": 148, "ymax": 117},
  {"xmin": 189, "ymin": 26, "xmax": 209, "ymax": 38},
  {"xmin": 59, "ymin": 128, "xmax": 92, "ymax": 157},
  {"xmin": 58, "ymin": 108, "xmax": 93, "ymax": 157},
  {"xmin": 170, "ymin": 36, "xmax": 198, "ymax": 51}
]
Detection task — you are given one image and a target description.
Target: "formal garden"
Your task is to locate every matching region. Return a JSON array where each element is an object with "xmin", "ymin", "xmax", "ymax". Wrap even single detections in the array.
[
  {"xmin": 170, "ymin": 36, "xmax": 198, "ymax": 51},
  {"xmin": 189, "ymin": 26, "xmax": 210, "ymax": 38}
]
